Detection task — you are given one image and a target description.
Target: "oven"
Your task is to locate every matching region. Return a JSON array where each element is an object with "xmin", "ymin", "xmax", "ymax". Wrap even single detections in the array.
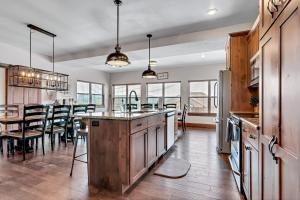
[{"xmin": 227, "ymin": 115, "xmax": 242, "ymax": 192}]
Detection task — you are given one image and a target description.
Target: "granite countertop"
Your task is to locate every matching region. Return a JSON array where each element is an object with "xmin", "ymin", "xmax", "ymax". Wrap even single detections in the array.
[
  {"xmin": 241, "ymin": 117, "xmax": 260, "ymax": 130},
  {"xmin": 76, "ymin": 109, "xmax": 176, "ymax": 120}
]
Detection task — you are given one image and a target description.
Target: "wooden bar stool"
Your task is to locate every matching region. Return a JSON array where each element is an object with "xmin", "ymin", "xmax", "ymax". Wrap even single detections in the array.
[{"xmin": 70, "ymin": 122, "xmax": 88, "ymax": 176}]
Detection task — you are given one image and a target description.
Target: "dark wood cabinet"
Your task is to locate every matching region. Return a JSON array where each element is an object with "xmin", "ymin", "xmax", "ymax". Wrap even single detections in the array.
[
  {"xmin": 259, "ymin": 0, "xmax": 300, "ymax": 199},
  {"xmin": 260, "ymin": 0, "xmax": 292, "ymax": 38},
  {"xmin": 242, "ymin": 122, "xmax": 259, "ymax": 200},
  {"xmin": 130, "ymin": 129, "xmax": 148, "ymax": 184}
]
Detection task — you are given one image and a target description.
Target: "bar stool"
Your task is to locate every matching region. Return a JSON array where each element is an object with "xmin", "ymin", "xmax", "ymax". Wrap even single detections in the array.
[{"xmin": 70, "ymin": 122, "xmax": 88, "ymax": 176}]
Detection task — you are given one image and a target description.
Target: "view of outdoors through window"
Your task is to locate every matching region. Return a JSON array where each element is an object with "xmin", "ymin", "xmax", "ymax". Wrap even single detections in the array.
[
  {"xmin": 113, "ymin": 84, "xmax": 141, "ymax": 111},
  {"xmin": 189, "ymin": 80, "xmax": 217, "ymax": 113},
  {"xmin": 76, "ymin": 81, "xmax": 104, "ymax": 106}
]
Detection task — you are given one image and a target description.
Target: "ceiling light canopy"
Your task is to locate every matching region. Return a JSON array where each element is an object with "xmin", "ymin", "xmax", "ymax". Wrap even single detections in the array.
[
  {"xmin": 106, "ymin": 0, "xmax": 130, "ymax": 67},
  {"xmin": 142, "ymin": 34, "xmax": 157, "ymax": 79},
  {"xmin": 207, "ymin": 8, "xmax": 218, "ymax": 15}
]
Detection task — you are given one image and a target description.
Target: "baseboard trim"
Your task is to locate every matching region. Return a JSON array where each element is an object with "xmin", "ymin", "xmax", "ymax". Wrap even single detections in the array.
[{"xmin": 178, "ymin": 122, "xmax": 216, "ymax": 129}]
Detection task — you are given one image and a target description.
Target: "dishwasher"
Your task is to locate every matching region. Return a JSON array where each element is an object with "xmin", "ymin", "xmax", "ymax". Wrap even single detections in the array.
[{"xmin": 166, "ymin": 111, "xmax": 175, "ymax": 150}]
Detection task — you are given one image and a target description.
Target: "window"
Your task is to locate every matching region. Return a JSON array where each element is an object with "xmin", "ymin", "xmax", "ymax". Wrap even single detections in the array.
[
  {"xmin": 76, "ymin": 81, "xmax": 104, "ymax": 106},
  {"xmin": 112, "ymin": 84, "xmax": 141, "ymax": 111},
  {"xmin": 147, "ymin": 82, "xmax": 181, "ymax": 109},
  {"xmin": 189, "ymin": 80, "xmax": 217, "ymax": 114}
]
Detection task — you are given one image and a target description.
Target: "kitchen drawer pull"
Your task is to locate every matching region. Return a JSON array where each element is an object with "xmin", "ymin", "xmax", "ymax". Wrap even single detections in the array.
[
  {"xmin": 249, "ymin": 134, "xmax": 256, "ymax": 139},
  {"xmin": 136, "ymin": 123, "xmax": 142, "ymax": 127}
]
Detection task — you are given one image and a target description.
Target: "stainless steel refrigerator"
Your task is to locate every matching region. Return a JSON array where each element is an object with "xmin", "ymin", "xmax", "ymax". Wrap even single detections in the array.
[{"xmin": 216, "ymin": 70, "xmax": 231, "ymax": 154}]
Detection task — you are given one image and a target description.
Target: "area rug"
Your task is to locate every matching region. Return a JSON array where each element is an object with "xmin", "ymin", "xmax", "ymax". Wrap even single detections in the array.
[{"xmin": 154, "ymin": 157, "xmax": 191, "ymax": 178}]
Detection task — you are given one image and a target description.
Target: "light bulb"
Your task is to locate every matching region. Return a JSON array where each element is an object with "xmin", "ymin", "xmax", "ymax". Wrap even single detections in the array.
[
  {"xmin": 21, "ymin": 71, "xmax": 25, "ymax": 76},
  {"xmin": 36, "ymin": 74, "xmax": 40, "ymax": 78}
]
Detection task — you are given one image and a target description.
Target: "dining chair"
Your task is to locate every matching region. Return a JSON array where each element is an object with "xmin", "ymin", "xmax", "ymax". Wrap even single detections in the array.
[
  {"xmin": 178, "ymin": 104, "xmax": 188, "ymax": 133},
  {"xmin": 126, "ymin": 104, "xmax": 138, "ymax": 110},
  {"xmin": 141, "ymin": 104, "xmax": 153, "ymax": 109},
  {"xmin": 69, "ymin": 105, "xmax": 87, "ymax": 142},
  {"xmin": 70, "ymin": 121, "xmax": 88, "ymax": 176},
  {"xmin": 86, "ymin": 104, "xmax": 96, "ymax": 113},
  {"xmin": 6, "ymin": 105, "xmax": 49, "ymax": 160},
  {"xmin": 0, "ymin": 105, "xmax": 19, "ymax": 154},
  {"xmin": 164, "ymin": 104, "xmax": 177, "ymax": 109},
  {"xmin": 45, "ymin": 105, "xmax": 71, "ymax": 150}
]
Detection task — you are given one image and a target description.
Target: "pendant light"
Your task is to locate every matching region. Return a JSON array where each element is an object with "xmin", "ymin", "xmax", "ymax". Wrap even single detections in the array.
[
  {"xmin": 106, "ymin": 0, "xmax": 130, "ymax": 67},
  {"xmin": 142, "ymin": 34, "xmax": 157, "ymax": 79}
]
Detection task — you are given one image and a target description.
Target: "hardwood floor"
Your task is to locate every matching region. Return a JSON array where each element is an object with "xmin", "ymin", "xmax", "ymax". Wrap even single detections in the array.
[{"xmin": 0, "ymin": 129, "xmax": 243, "ymax": 200}]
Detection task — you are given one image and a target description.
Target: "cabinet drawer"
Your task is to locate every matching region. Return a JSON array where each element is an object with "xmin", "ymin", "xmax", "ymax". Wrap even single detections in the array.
[
  {"xmin": 148, "ymin": 114, "xmax": 165, "ymax": 127},
  {"xmin": 130, "ymin": 118, "xmax": 148, "ymax": 134},
  {"xmin": 242, "ymin": 123, "xmax": 259, "ymax": 150}
]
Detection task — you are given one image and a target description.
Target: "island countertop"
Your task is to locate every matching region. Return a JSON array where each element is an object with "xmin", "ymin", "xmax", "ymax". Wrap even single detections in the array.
[{"xmin": 76, "ymin": 109, "xmax": 176, "ymax": 120}]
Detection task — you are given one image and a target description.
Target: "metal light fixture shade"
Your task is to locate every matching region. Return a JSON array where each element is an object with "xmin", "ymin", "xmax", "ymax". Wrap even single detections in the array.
[
  {"xmin": 106, "ymin": 45, "xmax": 130, "ymax": 67},
  {"xmin": 142, "ymin": 66, "xmax": 157, "ymax": 79},
  {"xmin": 106, "ymin": 0, "xmax": 130, "ymax": 67},
  {"xmin": 142, "ymin": 34, "xmax": 157, "ymax": 79}
]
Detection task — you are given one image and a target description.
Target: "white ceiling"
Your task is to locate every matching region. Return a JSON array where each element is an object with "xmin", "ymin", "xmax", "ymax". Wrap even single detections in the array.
[{"xmin": 0, "ymin": 0, "xmax": 259, "ymax": 72}]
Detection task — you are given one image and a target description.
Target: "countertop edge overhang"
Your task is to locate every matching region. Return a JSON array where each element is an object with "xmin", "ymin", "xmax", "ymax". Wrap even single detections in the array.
[{"xmin": 76, "ymin": 109, "xmax": 176, "ymax": 121}]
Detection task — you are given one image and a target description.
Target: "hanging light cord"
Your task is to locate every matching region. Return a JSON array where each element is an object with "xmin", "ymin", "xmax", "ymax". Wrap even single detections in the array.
[
  {"xmin": 148, "ymin": 36, "xmax": 151, "ymax": 69},
  {"xmin": 53, "ymin": 36, "xmax": 55, "ymax": 73},
  {"xmin": 30, "ymin": 28, "xmax": 32, "ymax": 68},
  {"xmin": 116, "ymin": 1, "xmax": 120, "ymax": 48}
]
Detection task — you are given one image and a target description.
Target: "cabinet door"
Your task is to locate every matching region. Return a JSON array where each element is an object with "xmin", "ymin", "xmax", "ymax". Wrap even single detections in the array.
[
  {"xmin": 130, "ymin": 129, "xmax": 147, "ymax": 184},
  {"xmin": 260, "ymin": 23, "xmax": 280, "ymax": 200},
  {"xmin": 260, "ymin": 1, "xmax": 300, "ymax": 199},
  {"xmin": 251, "ymin": 148, "xmax": 259, "ymax": 200},
  {"xmin": 157, "ymin": 124, "xmax": 166, "ymax": 157},
  {"xmin": 147, "ymin": 126, "xmax": 157, "ymax": 167},
  {"xmin": 242, "ymin": 140, "xmax": 251, "ymax": 200},
  {"xmin": 260, "ymin": 0, "xmax": 291, "ymax": 37}
]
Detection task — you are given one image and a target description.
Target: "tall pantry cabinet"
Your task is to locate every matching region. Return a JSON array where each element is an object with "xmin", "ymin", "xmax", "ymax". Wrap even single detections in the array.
[{"xmin": 259, "ymin": 0, "xmax": 300, "ymax": 199}]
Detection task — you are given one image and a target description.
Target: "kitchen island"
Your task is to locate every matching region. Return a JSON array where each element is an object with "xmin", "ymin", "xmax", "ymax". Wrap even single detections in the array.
[{"xmin": 78, "ymin": 109, "xmax": 177, "ymax": 194}]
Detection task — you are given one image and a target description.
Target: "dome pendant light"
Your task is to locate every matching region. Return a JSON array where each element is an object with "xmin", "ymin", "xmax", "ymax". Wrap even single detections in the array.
[
  {"xmin": 142, "ymin": 34, "xmax": 157, "ymax": 79},
  {"xmin": 106, "ymin": 0, "xmax": 130, "ymax": 67}
]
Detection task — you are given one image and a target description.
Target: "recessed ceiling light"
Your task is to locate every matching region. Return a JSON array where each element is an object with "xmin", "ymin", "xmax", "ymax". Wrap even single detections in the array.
[
  {"xmin": 201, "ymin": 53, "xmax": 205, "ymax": 58},
  {"xmin": 207, "ymin": 8, "xmax": 218, "ymax": 15}
]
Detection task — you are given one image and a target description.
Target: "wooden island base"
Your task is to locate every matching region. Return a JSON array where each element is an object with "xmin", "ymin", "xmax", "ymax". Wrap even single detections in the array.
[{"xmin": 83, "ymin": 110, "xmax": 176, "ymax": 194}]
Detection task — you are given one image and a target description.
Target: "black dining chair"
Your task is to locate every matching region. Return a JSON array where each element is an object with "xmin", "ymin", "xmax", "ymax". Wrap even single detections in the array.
[
  {"xmin": 141, "ymin": 104, "xmax": 153, "ymax": 109},
  {"xmin": 164, "ymin": 104, "xmax": 177, "ymax": 109},
  {"xmin": 69, "ymin": 105, "xmax": 87, "ymax": 141},
  {"xmin": 0, "ymin": 105, "xmax": 19, "ymax": 154},
  {"xmin": 6, "ymin": 105, "xmax": 49, "ymax": 160},
  {"xmin": 86, "ymin": 104, "xmax": 96, "ymax": 113},
  {"xmin": 178, "ymin": 104, "xmax": 188, "ymax": 133},
  {"xmin": 126, "ymin": 104, "xmax": 138, "ymax": 110},
  {"xmin": 45, "ymin": 105, "xmax": 71, "ymax": 150}
]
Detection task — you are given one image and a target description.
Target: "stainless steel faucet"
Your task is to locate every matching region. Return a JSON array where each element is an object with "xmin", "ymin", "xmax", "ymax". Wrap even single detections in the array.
[{"xmin": 128, "ymin": 90, "xmax": 138, "ymax": 113}]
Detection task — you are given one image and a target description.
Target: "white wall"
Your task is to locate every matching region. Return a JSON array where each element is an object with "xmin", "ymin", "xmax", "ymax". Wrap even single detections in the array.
[
  {"xmin": 110, "ymin": 65, "xmax": 225, "ymax": 124},
  {"xmin": 0, "ymin": 42, "xmax": 110, "ymax": 111}
]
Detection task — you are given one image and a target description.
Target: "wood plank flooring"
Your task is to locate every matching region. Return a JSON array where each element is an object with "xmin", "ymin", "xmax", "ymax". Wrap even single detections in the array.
[{"xmin": 0, "ymin": 129, "xmax": 243, "ymax": 200}]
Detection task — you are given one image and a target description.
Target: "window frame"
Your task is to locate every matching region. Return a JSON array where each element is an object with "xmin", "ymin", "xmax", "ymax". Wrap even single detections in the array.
[
  {"xmin": 112, "ymin": 83, "xmax": 142, "ymax": 111},
  {"xmin": 146, "ymin": 81, "xmax": 181, "ymax": 109},
  {"xmin": 188, "ymin": 79, "xmax": 217, "ymax": 116},
  {"xmin": 76, "ymin": 80, "xmax": 105, "ymax": 107}
]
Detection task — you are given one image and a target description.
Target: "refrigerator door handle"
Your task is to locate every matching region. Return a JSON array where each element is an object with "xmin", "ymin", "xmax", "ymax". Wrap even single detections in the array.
[{"xmin": 213, "ymin": 82, "xmax": 218, "ymax": 108}]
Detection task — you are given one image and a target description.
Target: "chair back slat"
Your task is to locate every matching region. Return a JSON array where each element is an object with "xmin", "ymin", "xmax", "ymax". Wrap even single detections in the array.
[
  {"xmin": 126, "ymin": 104, "xmax": 138, "ymax": 110},
  {"xmin": 141, "ymin": 104, "xmax": 153, "ymax": 109},
  {"xmin": 164, "ymin": 104, "xmax": 177, "ymax": 109},
  {"xmin": 73, "ymin": 105, "xmax": 87, "ymax": 114},
  {"xmin": 86, "ymin": 104, "xmax": 96, "ymax": 113}
]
